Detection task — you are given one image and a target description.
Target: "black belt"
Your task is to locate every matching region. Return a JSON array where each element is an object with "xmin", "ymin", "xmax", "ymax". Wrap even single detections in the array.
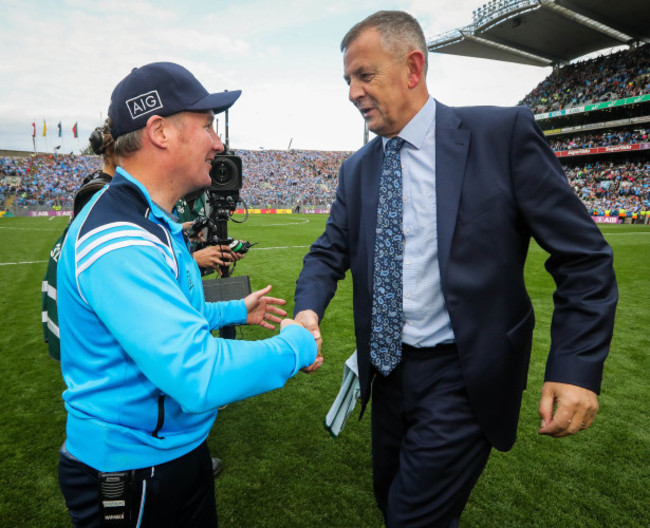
[{"xmin": 402, "ymin": 342, "xmax": 457, "ymax": 359}]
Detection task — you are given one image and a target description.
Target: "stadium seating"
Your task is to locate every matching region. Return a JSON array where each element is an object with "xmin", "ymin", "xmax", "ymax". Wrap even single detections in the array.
[
  {"xmin": 519, "ymin": 43, "xmax": 650, "ymax": 222},
  {"xmin": 0, "ymin": 150, "xmax": 349, "ymax": 212},
  {"xmin": 2, "ymin": 43, "xmax": 649, "ymax": 221}
]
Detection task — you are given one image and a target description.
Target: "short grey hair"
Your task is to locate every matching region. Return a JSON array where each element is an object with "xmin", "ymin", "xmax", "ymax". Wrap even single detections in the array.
[{"xmin": 341, "ymin": 10, "xmax": 428, "ymax": 75}]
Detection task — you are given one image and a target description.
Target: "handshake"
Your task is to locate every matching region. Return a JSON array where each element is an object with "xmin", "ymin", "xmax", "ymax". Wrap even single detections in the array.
[{"xmin": 242, "ymin": 285, "xmax": 323, "ymax": 373}]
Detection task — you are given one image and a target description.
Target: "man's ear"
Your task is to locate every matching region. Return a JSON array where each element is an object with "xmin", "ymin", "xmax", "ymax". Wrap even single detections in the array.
[
  {"xmin": 146, "ymin": 115, "xmax": 169, "ymax": 149},
  {"xmin": 406, "ymin": 50, "xmax": 426, "ymax": 89}
]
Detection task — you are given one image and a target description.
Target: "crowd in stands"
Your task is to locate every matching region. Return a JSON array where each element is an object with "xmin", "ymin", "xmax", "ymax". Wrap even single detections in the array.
[
  {"xmin": 1, "ymin": 154, "xmax": 101, "ymax": 209},
  {"xmin": 234, "ymin": 149, "xmax": 349, "ymax": 208},
  {"xmin": 3, "ymin": 42, "xmax": 650, "ymax": 220},
  {"xmin": 519, "ymin": 43, "xmax": 650, "ymax": 113},
  {"xmin": 2, "ymin": 148, "xmax": 648, "ymax": 219},
  {"xmin": 514, "ymin": 42, "xmax": 650, "ymax": 220},
  {"xmin": 565, "ymin": 159, "xmax": 650, "ymax": 217},
  {"xmin": 0, "ymin": 150, "xmax": 349, "ymax": 211},
  {"xmin": 549, "ymin": 127, "xmax": 649, "ymax": 151}
]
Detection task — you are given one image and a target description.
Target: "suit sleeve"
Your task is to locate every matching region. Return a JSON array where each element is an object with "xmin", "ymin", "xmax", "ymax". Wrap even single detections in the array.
[
  {"xmin": 510, "ymin": 106, "xmax": 618, "ymax": 393},
  {"xmin": 294, "ymin": 161, "xmax": 351, "ymax": 320}
]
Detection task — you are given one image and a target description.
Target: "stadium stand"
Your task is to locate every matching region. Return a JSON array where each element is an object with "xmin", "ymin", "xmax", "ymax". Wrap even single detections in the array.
[
  {"xmin": 0, "ymin": 154, "xmax": 101, "ymax": 212},
  {"xmin": 428, "ymin": 0, "xmax": 650, "ymax": 224},
  {"xmin": 2, "ymin": 77, "xmax": 649, "ymax": 221},
  {"xmin": 427, "ymin": 0, "xmax": 650, "ymax": 66},
  {"xmin": 519, "ymin": 44, "xmax": 650, "ymax": 114},
  {"xmin": 548, "ymin": 127, "xmax": 649, "ymax": 151},
  {"xmin": 0, "ymin": 149, "xmax": 349, "ymax": 214},
  {"xmin": 235, "ymin": 149, "xmax": 348, "ymax": 208},
  {"xmin": 2, "ymin": 2, "xmax": 649, "ymax": 222},
  {"xmin": 518, "ymin": 43, "xmax": 650, "ymax": 223}
]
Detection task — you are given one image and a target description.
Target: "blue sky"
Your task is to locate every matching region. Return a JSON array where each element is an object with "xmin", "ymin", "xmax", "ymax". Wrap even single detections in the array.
[{"xmin": 0, "ymin": 0, "xmax": 555, "ymax": 153}]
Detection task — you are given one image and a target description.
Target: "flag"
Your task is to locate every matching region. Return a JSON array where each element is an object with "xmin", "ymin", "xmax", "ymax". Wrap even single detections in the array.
[
  {"xmin": 58, "ymin": 121, "xmax": 62, "ymax": 137},
  {"xmin": 31, "ymin": 122, "xmax": 36, "ymax": 138},
  {"xmin": 72, "ymin": 122, "xmax": 78, "ymax": 138},
  {"xmin": 43, "ymin": 121, "xmax": 47, "ymax": 137}
]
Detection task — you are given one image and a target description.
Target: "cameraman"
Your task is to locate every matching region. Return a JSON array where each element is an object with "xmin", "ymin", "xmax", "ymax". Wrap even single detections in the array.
[
  {"xmin": 176, "ymin": 191, "xmax": 243, "ymax": 275},
  {"xmin": 176, "ymin": 189, "xmax": 245, "ymax": 345},
  {"xmin": 42, "ymin": 122, "xmax": 115, "ymax": 361}
]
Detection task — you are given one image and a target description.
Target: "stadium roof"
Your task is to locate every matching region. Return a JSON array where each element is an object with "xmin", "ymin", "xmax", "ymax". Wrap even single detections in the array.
[{"xmin": 428, "ymin": 0, "xmax": 650, "ymax": 67}]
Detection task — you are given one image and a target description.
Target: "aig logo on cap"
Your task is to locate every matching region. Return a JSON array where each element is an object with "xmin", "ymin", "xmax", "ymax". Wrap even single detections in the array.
[{"xmin": 126, "ymin": 90, "xmax": 163, "ymax": 120}]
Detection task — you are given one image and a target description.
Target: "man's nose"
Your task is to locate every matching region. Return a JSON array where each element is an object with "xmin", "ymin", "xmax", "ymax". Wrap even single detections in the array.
[
  {"xmin": 348, "ymin": 79, "xmax": 364, "ymax": 104},
  {"xmin": 211, "ymin": 130, "xmax": 224, "ymax": 153}
]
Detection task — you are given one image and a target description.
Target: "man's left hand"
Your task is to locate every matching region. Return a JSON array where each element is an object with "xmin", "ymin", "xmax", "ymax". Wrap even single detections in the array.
[{"xmin": 538, "ymin": 381, "xmax": 599, "ymax": 437}]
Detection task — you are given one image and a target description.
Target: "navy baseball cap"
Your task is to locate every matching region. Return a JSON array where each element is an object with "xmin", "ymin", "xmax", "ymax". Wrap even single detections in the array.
[{"xmin": 108, "ymin": 61, "xmax": 241, "ymax": 138}]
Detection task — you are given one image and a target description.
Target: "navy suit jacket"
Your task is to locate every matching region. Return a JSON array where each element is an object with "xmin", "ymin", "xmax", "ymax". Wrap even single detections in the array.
[{"xmin": 295, "ymin": 101, "xmax": 617, "ymax": 451}]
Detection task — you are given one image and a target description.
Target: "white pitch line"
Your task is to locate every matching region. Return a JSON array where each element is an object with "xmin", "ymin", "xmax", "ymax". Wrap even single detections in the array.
[
  {"xmin": 1, "ymin": 245, "xmax": 312, "ymax": 266},
  {"xmin": 255, "ymin": 245, "xmax": 311, "ymax": 250},
  {"xmin": 254, "ymin": 218, "xmax": 312, "ymax": 227},
  {"xmin": 0, "ymin": 260, "xmax": 48, "ymax": 266},
  {"xmin": 0, "ymin": 226, "xmax": 64, "ymax": 231},
  {"xmin": 603, "ymin": 231, "xmax": 650, "ymax": 235},
  {"xmin": 3, "ymin": 231, "xmax": 647, "ymax": 267}
]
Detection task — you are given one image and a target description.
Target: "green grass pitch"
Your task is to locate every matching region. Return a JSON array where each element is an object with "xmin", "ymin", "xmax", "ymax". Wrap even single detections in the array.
[{"xmin": 0, "ymin": 214, "xmax": 648, "ymax": 527}]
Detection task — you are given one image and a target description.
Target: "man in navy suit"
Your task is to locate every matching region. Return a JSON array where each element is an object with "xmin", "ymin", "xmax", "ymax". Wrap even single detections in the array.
[{"xmin": 295, "ymin": 10, "xmax": 617, "ymax": 527}]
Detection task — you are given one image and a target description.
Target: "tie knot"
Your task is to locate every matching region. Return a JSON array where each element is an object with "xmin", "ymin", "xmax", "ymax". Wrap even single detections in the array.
[{"xmin": 386, "ymin": 137, "xmax": 405, "ymax": 153}]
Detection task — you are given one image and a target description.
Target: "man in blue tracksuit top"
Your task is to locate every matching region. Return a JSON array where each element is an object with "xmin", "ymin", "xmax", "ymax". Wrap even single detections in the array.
[{"xmin": 56, "ymin": 62, "xmax": 320, "ymax": 527}]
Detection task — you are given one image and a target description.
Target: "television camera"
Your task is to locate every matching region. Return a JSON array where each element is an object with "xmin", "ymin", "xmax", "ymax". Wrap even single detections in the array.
[
  {"xmin": 185, "ymin": 151, "xmax": 255, "ymax": 303},
  {"xmin": 186, "ymin": 151, "xmax": 256, "ymax": 265}
]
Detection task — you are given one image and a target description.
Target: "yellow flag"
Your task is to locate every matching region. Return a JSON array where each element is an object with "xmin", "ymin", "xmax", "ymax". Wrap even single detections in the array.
[{"xmin": 43, "ymin": 121, "xmax": 47, "ymax": 137}]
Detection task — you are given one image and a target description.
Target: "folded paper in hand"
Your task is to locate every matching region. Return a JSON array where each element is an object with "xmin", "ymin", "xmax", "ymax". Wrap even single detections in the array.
[{"xmin": 324, "ymin": 351, "xmax": 360, "ymax": 438}]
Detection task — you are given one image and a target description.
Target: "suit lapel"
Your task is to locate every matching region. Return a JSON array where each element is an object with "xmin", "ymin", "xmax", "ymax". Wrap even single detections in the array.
[
  {"xmin": 435, "ymin": 101, "xmax": 470, "ymax": 282},
  {"xmin": 362, "ymin": 139, "xmax": 384, "ymax": 290}
]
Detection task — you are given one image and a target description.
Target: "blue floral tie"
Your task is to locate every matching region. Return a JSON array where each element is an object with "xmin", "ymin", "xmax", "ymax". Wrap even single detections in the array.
[{"xmin": 370, "ymin": 136, "xmax": 405, "ymax": 376}]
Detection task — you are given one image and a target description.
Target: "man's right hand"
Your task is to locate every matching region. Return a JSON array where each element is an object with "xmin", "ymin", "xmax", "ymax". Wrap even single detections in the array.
[{"xmin": 294, "ymin": 309, "xmax": 323, "ymax": 373}]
